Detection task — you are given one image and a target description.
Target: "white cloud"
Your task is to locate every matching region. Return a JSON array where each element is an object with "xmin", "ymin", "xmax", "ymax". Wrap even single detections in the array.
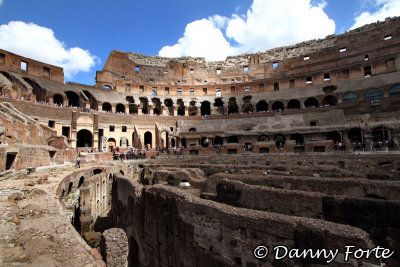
[
  {"xmin": 158, "ymin": 18, "xmax": 233, "ymax": 61},
  {"xmin": 0, "ymin": 21, "xmax": 98, "ymax": 79},
  {"xmin": 158, "ymin": 0, "xmax": 335, "ymax": 61},
  {"xmin": 350, "ymin": 0, "xmax": 400, "ymax": 29},
  {"xmin": 0, "ymin": 0, "xmax": 3, "ymax": 6}
]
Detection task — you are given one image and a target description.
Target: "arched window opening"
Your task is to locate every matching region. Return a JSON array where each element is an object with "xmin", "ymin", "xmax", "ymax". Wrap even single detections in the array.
[
  {"xmin": 287, "ymin": 99, "xmax": 300, "ymax": 109},
  {"xmin": 65, "ymin": 91, "xmax": 80, "ymax": 107},
  {"xmin": 342, "ymin": 92, "xmax": 359, "ymax": 103},
  {"xmin": 103, "ymin": 85, "xmax": 112, "ymax": 90},
  {"xmin": 102, "ymin": 102, "xmax": 112, "ymax": 112},
  {"xmin": 201, "ymin": 101, "xmax": 211, "ymax": 116},
  {"xmin": 372, "ymin": 126, "xmax": 390, "ymax": 143},
  {"xmin": 364, "ymin": 88, "xmax": 383, "ymax": 100},
  {"xmin": 228, "ymin": 98, "xmax": 238, "ymax": 114},
  {"xmin": 164, "ymin": 98, "xmax": 174, "ymax": 116},
  {"xmin": 201, "ymin": 137, "xmax": 210, "ymax": 148},
  {"xmin": 257, "ymin": 135, "xmax": 269, "ymax": 142},
  {"xmin": 272, "ymin": 101, "xmax": 284, "ymax": 112},
  {"xmin": 256, "ymin": 100, "xmax": 268, "ymax": 112},
  {"xmin": 348, "ymin": 128, "xmax": 362, "ymax": 143},
  {"xmin": 228, "ymin": 136, "xmax": 239, "ymax": 143},
  {"xmin": 188, "ymin": 101, "xmax": 198, "ymax": 116},
  {"xmin": 322, "ymin": 95, "xmax": 338, "ymax": 106},
  {"xmin": 140, "ymin": 97, "xmax": 149, "ymax": 114},
  {"xmin": 53, "ymin": 94, "xmax": 64, "ymax": 105},
  {"xmin": 214, "ymin": 136, "xmax": 223, "ymax": 146},
  {"xmin": 144, "ymin": 132, "xmax": 152, "ymax": 148},
  {"xmin": 304, "ymin": 97, "xmax": 319, "ymax": 108},
  {"xmin": 177, "ymin": 99, "xmax": 185, "ymax": 116},
  {"xmin": 116, "ymin": 103, "xmax": 125, "ymax": 113},
  {"xmin": 389, "ymin": 84, "xmax": 400, "ymax": 96},
  {"xmin": 77, "ymin": 129, "xmax": 93, "ymax": 147}
]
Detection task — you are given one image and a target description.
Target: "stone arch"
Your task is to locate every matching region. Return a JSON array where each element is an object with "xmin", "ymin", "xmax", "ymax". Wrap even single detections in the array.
[
  {"xmin": 188, "ymin": 100, "xmax": 198, "ymax": 116},
  {"xmin": 272, "ymin": 101, "xmax": 284, "ymax": 111},
  {"xmin": 76, "ymin": 129, "xmax": 93, "ymax": 147},
  {"xmin": 116, "ymin": 103, "xmax": 125, "ymax": 113},
  {"xmin": 228, "ymin": 97, "xmax": 238, "ymax": 114},
  {"xmin": 201, "ymin": 101, "xmax": 211, "ymax": 116},
  {"xmin": 102, "ymin": 102, "xmax": 112, "ymax": 112},
  {"xmin": 102, "ymin": 85, "xmax": 112, "ymax": 90},
  {"xmin": 257, "ymin": 134, "xmax": 269, "ymax": 142},
  {"xmin": 213, "ymin": 98, "xmax": 224, "ymax": 115},
  {"xmin": 24, "ymin": 77, "xmax": 47, "ymax": 102},
  {"xmin": 65, "ymin": 91, "xmax": 80, "ymax": 107},
  {"xmin": 256, "ymin": 100, "xmax": 268, "ymax": 112},
  {"xmin": 287, "ymin": 99, "xmax": 300, "ymax": 109},
  {"xmin": 53, "ymin": 94, "xmax": 64, "ymax": 105},
  {"xmin": 144, "ymin": 131, "xmax": 152, "ymax": 148},
  {"xmin": 389, "ymin": 84, "xmax": 400, "ymax": 96},
  {"xmin": 327, "ymin": 131, "xmax": 341, "ymax": 143},
  {"xmin": 364, "ymin": 88, "xmax": 383, "ymax": 100},
  {"xmin": 304, "ymin": 97, "xmax": 319, "ymax": 108},
  {"xmin": 342, "ymin": 92, "xmax": 359, "ymax": 103},
  {"xmin": 164, "ymin": 98, "xmax": 174, "ymax": 115},
  {"xmin": 323, "ymin": 95, "xmax": 338, "ymax": 106},
  {"xmin": 227, "ymin": 136, "xmax": 239, "ymax": 143},
  {"xmin": 201, "ymin": 137, "xmax": 210, "ymax": 147},
  {"xmin": 242, "ymin": 96, "xmax": 254, "ymax": 113},
  {"xmin": 83, "ymin": 90, "xmax": 98, "ymax": 110},
  {"xmin": 139, "ymin": 97, "xmax": 149, "ymax": 114},
  {"xmin": 158, "ymin": 126, "xmax": 173, "ymax": 148},
  {"xmin": 177, "ymin": 99, "xmax": 185, "ymax": 116},
  {"xmin": 214, "ymin": 136, "xmax": 223, "ymax": 145},
  {"xmin": 372, "ymin": 126, "xmax": 390, "ymax": 142},
  {"xmin": 152, "ymin": 98, "xmax": 161, "ymax": 115},
  {"xmin": 127, "ymin": 96, "xmax": 138, "ymax": 115}
]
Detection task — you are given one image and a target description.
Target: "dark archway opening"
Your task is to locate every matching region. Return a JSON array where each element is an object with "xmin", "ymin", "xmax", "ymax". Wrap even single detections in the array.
[
  {"xmin": 144, "ymin": 132, "xmax": 152, "ymax": 148},
  {"xmin": 77, "ymin": 129, "xmax": 93, "ymax": 147},
  {"xmin": 214, "ymin": 98, "xmax": 224, "ymax": 115},
  {"xmin": 177, "ymin": 99, "xmax": 185, "ymax": 116},
  {"xmin": 323, "ymin": 95, "xmax": 338, "ymax": 106},
  {"xmin": 65, "ymin": 91, "xmax": 80, "ymax": 107},
  {"xmin": 274, "ymin": 134, "xmax": 286, "ymax": 149},
  {"xmin": 228, "ymin": 136, "xmax": 239, "ymax": 143},
  {"xmin": 258, "ymin": 134, "xmax": 269, "ymax": 142},
  {"xmin": 201, "ymin": 101, "xmax": 211, "ymax": 116},
  {"xmin": 327, "ymin": 131, "xmax": 341, "ymax": 143},
  {"xmin": 152, "ymin": 98, "xmax": 161, "ymax": 115},
  {"xmin": 288, "ymin": 99, "xmax": 300, "ymax": 109},
  {"xmin": 140, "ymin": 97, "xmax": 149, "ymax": 114},
  {"xmin": 256, "ymin": 100, "xmax": 268, "ymax": 112},
  {"xmin": 304, "ymin": 97, "xmax": 319, "ymax": 108},
  {"xmin": 214, "ymin": 136, "xmax": 223, "ymax": 146},
  {"xmin": 201, "ymin": 137, "xmax": 210, "ymax": 147},
  {"xmin": 348, "ymin": 128, "xmax": 362, "ymax": 143},
  {"xmin": 128, "ymin": 237, "xmax": 139, "ymax": 266},
  {"xmin": 272, "ymin": 101, "xmax": 284, "ymax": 112},
  {"xmin": 242, "ymin": 96, "xmax": 254, "ymax": 113},
  {"xmin": 53, "ymin": 94, "xmax": 64, "ymax": 105},
  {"xmin": 164, "ymin": 99, "xmax": 174, "ymax": 115},
  {"xmin": 228, "ymin": 97, "xmax": 238, "ymax": 114},
  {"xmin": 372, "ymin": 126, "xmax": 389, "ymax": 143},
  {"xmin": 116, "ymin": 103, "xmax": 125, "ymax": 113},
  {"xmin": 188, "ymin": 101, "xmax": 198, "ymax": 116},
  {"xmin": 102, "ymin": 102, "xmax": 112, "ymax": 112}
]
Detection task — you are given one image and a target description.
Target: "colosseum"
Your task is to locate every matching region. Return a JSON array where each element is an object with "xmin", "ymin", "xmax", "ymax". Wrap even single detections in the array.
[{"xmin": 0, "ymin": 17, "xmax": 399, "ymax": 267}]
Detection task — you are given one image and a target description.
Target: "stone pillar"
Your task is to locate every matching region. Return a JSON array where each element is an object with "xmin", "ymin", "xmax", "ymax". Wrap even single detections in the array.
[
  {"xmin": 393, "ymin": 134, "xmax": 400, "ymax": 150},
  {"xmin": 364, "ymin": 135, "xmax": 373, "ymax": 151},
  {"xmin": 100, "ymin": 228, "xmax": 128, "ymax": 267},
  {"xmin": 173, "ymin": 105, "xmax": 178, "ymax": 116},
  {"xmin": 138, "ymin": 105, "xmax": 143, "ymax": 115}
]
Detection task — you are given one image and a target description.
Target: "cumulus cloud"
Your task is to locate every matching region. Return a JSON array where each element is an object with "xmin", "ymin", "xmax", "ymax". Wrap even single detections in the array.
[
  {"xmin": 0, "ymin": 21, "xmax": 98, "ymax": 79},
  {"xmin": 350, "ymin": 0, "xmax": 400, "ymax": 29},
  {"xmin": 158, "ymin": 18, "xmax": 233, "ymax": 61},
  {"xmin": 158, "ymin": 0, "xmax": 335, "ymax": 61}
]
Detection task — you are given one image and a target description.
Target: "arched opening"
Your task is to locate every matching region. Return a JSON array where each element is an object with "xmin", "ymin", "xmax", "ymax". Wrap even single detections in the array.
[
  {"xmin": 389, "ymin": 84, "xmax": 400, "ymax": 96},
  {"xmin": 201, "ymin": 101, "xmax": 211, "ymax": 116},
  {"xmin": 348, "ymin": 128, "xmax": 362, "ymax": 143},
  {"xmin": 132, "ymin": 132, "xmax": 135, "ymax": 146},
  {"xmin": 304, "ymin": 97, "xmax": 319, "ymax": 108},
  {"xmin": 152, "ymin": 98, "xmax": 161, "ymax": 115},
  {"xmin": 227, "ymin": 136, "xmax": 239, "ymax": 143},
  {"xmin": 65, "ymin": 91, "xmax": 80, "ymax": 107},
  {"xmin": 290, "ymin": 133, "xmax": 304, "ymax": 145},
  {"xmin": 102, "ymin": 102, "xmax": 112, "ymax": 112},
  {"xmin": 177, "ymin": 99, "xmax": 185, "ymax": 116},
  {"xmin": 323, "ymin": 95, "xmax": 338, "ymax": 106},
  {"xmin": 103, "ymin": 85, "xmax": 112, "ymax": 90},
  {"xmin": 242, "ymin": 96, "xmax": 254, "ymax": 113},
  {"xmin": 116, "ymin": 103, "xmax": 125, "ymax": 113},
  {"xmin": 272, "ymin": 101, "xmax": 284, "ymax": 112},
  {"xmin": 201, "ymin": 137, "xmax": 210, "ymax": 147},
  {"xmin": 76, "ymin": 129, "xmax": 93, "ymax": 147},
  {"xmin": 274, "ymin": 134, "xmax": 286, "ymax": 149},
  {"xmin": 228, "ymin": 97, "xmax": 238, "ymax": 114},
  {"xmin": 53, "ymin": 94, "xmax": 64, "ymax": 105},
  {"xmin": 214, "ymin": 136, "xmax": 223, "ymax": 146},
  {"xmin": 188, "ymin": 101, "xmax": 198, "ymax": 116},
  {"xmin": 257, "ymin": 134, "xmax": 269, "ymax": 142},
  {"xmin": 127, "ymin": 96, "xmax": 138, "ymax": 115},
  {"xmin": 256, "ymin": 100, "xmax": 268, "ymax": 112},
  {"xmin": 144, "ymin": 132, "xmax": 152, "ymax": 148},
  {"xmin": 107, "ymin": 138, "xmax": 116, "ymax": 152},
  {"xmin": 288, "ymin": 99, "xmax": 300, "ymax": 109},
  {"xmin": 364, "ymin": 88, "xmax": 383, "ymax": 100},
  {"xmin": 214, "ymin": 98, "xmax": 224, "ymax": 115},
  {"xmin": 164, "ymin": 99, "xmax": 174, "ymax": 115},
  {"xmin": 189, "ymin": 128, "xmax": 196, "ymax": 132},
  {"xmin": 342, "ymin": 92, "xmax": 359, "ymax": 103},
  {"xmin": 139, "ymin": 97, "xmax": 149, "ymax": 114}
]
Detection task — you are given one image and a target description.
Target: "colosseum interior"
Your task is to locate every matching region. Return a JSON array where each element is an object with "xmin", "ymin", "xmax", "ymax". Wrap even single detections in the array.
[{"xmin": 0, "ymin": 17, "xmax": 400, "ymax": 267}]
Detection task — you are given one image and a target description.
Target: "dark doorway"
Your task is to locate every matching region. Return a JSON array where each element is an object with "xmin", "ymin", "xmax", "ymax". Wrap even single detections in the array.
[
  {"xmin": 76, "ymin": 129, "xmax": 93, "ymax": 147},
  {"xmin": 144, "ymin": 132, "xmax": 152, "ymax": 148},
  {"xmin": 6, "ymin": 152, "xmax": 17, "ymax": 170}
]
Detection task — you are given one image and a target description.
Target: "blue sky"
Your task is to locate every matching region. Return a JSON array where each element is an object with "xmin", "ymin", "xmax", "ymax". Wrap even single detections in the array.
[{"xmin": 0, "ymin": 0, "xmax": 399, "ymax": 85}]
